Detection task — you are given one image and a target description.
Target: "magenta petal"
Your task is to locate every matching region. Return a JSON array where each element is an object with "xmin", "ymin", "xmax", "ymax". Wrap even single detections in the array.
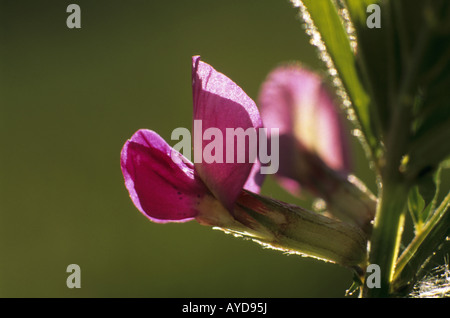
[
  {"xmin": 243, "ymin": 158, "xmax": 265, "ymax": 193},
  {"xmin": 192, "ymin": 56, "xmax": 263, "ymax": 210},
  {"xmin": 258, "ymin": 65, "xmax": 351, "ymax": 176},
  {"xmin": 120, "ymin": 129, "xmax": 209, "ymax": 223}
]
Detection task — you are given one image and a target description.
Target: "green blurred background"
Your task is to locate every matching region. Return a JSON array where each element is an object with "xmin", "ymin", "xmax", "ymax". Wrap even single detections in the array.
[{"xmin": 0, "ymin": 0, "xmax": 380, "ymax": 297}]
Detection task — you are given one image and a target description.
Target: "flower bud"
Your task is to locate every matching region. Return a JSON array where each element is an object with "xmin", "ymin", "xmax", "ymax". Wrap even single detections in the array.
[{"xmin": 258, "ymin": 64, "xmax": 376, "ymax": 232}]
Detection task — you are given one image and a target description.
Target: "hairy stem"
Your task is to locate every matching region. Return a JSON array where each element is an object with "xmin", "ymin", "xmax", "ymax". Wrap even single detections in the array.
[
  {"xmin": 197, "ymin": 190, "xmax": 368, "ymax": 268},
  {"xmin": 363, "ymin": 2, "xmax": 435, "ymax": 297},
  {"xmin": 363, "ymin": 181, "xmax": 409, "ymax": 297}
]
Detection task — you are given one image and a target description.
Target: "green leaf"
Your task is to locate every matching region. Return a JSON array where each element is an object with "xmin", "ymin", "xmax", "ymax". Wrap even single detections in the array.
[
  {"xmin": 344, "ymin": 0, "xmax": 426, "ymax": 143},
  {"xmin": 345, "ymin": 0, "xmax": 379, "ymax": 24},
  {"xmin": 406, "ymin": 116, "xmax": 450, "ymax": 179},
  {"xmin": 393, "ymin": 190, "xmax": 450, "ymax": 294},
  {"xmin": 345, "ymin": 0, "xmax": 401, "ymax": 144},
  {"xmin": 294, "ymin": 0, "xmax": 379, "ymax": 162},
  {"xmin": 345, "ymin": 0, "xmax": 450, "ymax": 181},
  {"xmin": 419, "ymin": 168, "xmax": 440, "ymax": 221},
  {"xmin": 398, "ymin": 1, "xmax": 450, "ymax": 180},
  {"xmin": 345, "ymin": 271, "xmax": 363, "ymax": 297},
  {"xmin": 407, "ymin": 73, "xmax": 450, "ymax": 179},
  {"xmin": 407, "ymin": 186, "xmax": 425, "ymax": 227},
  {"xmin": 407, "ymin": 167, "xmax": 441, "ymax": 231},
  {"xmin": 344, "ymin": 0, "xmax": 397, "ymax": 140}
]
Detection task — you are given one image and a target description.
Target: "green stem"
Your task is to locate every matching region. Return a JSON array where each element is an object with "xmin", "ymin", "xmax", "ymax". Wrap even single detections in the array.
[
  {"xmin": 363, "ymin": 1, "xmax": 436, "ymax": 297},
  {"xmin": 363, "ymin": 181, "xmax": 410, "ymax": 297},
  {"xmin": 196, "ymin": 191, "xmax": 368, "ymax": 268},
  {"xmin": 363, "ymin": 91, "xmax": 412, "ymax": 297},
  {"xmin": 363, "ymin": 54, "xmax": 413, "ymax": 297}
]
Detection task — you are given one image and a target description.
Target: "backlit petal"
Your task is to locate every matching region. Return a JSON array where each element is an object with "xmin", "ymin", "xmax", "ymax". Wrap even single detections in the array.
[
  {"xmin": 192, "ymin": 56, "xmax": 264, "ymax": 210},
  {"xmin": 120, "ymin": 129, "xmax": 209, "ymax": 223},
  {"xmin": 258, "ymin": 64, "xmax": 351, "ymax": 184}
]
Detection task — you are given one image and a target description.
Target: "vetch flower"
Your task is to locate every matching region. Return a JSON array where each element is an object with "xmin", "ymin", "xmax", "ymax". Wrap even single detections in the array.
[
  {"xmin": 120, "ymin": 57, "xmax": 367, "ymax": 267},
  {"xmin": 121, "ymin": 56, "xmax": 264, "ymax": 223},
  {"xmin": 121, "ymin": 127, "xmax": 367, "ymax": 266},
  {"xmin": 258, "ymin": 64, "xmax": 376, "ymax": 232}
]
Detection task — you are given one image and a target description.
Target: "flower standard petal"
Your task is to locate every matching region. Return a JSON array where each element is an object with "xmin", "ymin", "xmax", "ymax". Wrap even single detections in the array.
[
  {"xmin": 192, "ymin": 56, "xmax": 264, "ymax": 211},
  {"xmin": 120, "ymin": 129, "xmax": 209, "ymax": 223}
]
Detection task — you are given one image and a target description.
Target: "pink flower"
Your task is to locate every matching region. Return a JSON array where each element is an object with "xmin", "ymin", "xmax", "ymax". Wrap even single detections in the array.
[
  {"xmin": 120, "ymin": 56, "xmax": 263, "ymax": 223},
  {"xmin": 258, "ymin": 64, "xmax": 351, "ymax": 196},
  {"xmin": 258, "ymin": 64, "xmax": 376, "ymax": 233}
]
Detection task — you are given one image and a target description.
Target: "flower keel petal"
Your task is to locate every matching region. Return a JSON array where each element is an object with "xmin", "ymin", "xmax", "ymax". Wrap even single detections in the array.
[{"xmin": 121, "ymin": 129, "xmax": 209, "ymax": 223}]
